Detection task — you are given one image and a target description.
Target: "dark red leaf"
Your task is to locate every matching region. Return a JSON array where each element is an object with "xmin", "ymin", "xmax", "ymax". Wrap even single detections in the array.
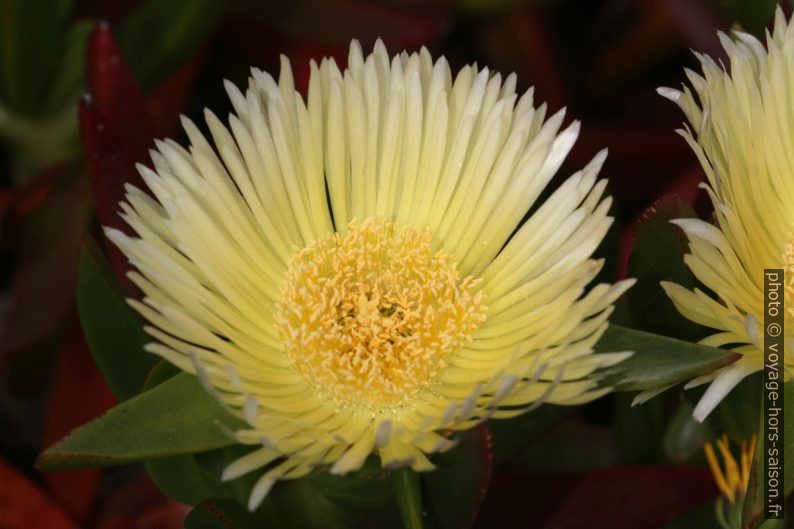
[
  {"xmin": 78, "ymin": 97, "xmax": 142, "ymax": 297},
  {"xmin": 41, "ymin": 320, "xmax": 115, "ymax": 523},
  {"xmin": 475, "ymin": 466, "xmax": 716, "ymax": 529},
  {"xmin": 146, "ymin": 47, "xmax": 205, "ymax": 138},
  {"xmin": 618, "ymin": 193, "xmax": 695, "ymax": 281},
  {"xmin": 0, "ymin": 172, "xmax": 91, "ymax": 358},
  {"xmin": 661, "ymin": 167, "xmax": 710, "ymax": 216},
  {"xmin": 0, "ymin": 458, "xmax": 76, "ymax": 529},
  {"xmin": 424, "ymin": 424, "xmax": 493, "ymax": 529},
  {"xmin": 87, "ymin": 22, "xmax": 155, "ymax": 163},
  {"xmin": 93, "ymin": 475, "xmax": 187, "ymax": 529}
]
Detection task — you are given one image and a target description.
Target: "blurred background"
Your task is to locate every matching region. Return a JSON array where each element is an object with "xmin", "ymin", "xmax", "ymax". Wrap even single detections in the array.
[{"xmin": 0, "ymin": 0, "xmax": 787, "ymax": 527}]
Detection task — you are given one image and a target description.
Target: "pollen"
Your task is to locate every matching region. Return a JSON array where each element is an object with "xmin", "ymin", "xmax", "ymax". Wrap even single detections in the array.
[{"xmin": 275, "ymin": 218, "xmax": 487, "ymax": 409}]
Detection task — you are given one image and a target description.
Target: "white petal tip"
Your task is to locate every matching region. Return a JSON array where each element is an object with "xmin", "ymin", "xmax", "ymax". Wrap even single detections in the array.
[
  {"xmin": 247, "ymin": 477, "xmax": 276, "ymax": 511},
  {"xmin": 657, "ymin": 86, "xmax": 681, "ymax": 101}
]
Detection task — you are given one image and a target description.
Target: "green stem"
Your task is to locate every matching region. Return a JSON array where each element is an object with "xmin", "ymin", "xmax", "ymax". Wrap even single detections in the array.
[{"xmin": 393, "ymin": 467, "xmax": 423, "ymax": 529}]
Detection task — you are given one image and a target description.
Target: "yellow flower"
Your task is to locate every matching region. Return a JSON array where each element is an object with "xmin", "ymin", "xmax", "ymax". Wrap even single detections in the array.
[
  {"xmin": 659, "ymin": 8, "xmax": 794, "ymax": 421},
  {"xmin": 704, "ymin": 434, "xmax": 756, "ymax": 505},
  {"xmin": 107, "ymin": 39, "xmax": 633, "ymax": 509}
]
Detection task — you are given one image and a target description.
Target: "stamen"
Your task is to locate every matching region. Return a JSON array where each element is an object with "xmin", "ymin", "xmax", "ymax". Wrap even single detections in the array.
[{"xmin": 275, "ymin": 218, "xmax": 487, "ymax": 409}]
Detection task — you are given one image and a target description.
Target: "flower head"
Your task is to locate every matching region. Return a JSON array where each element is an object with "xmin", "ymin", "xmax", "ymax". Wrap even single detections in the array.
[
  {"xmin": 107, "ymin": 39, "xmax": 633, "ymax": 509},
  {"xmin": 659, "ymin": 8, "xmax": 794, "ymax": 421}
]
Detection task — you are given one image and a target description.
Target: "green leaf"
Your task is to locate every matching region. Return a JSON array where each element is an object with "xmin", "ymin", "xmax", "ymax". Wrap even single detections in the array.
[
  {"xmin": 663, "ymin": 400, "xmax": 712, "ymax": 464},
  {"xmin": 0, "ymin": 0, "xmax": 73, "ymax": 115},
  {"xmin": 627, "ymin": 196, "xmax": 706, "ymax": 342},
  {"xmin": 146, "ymin": 442, "xmax": 261, "ymax": 508},
  {"xmin": 181, "ymin": 429, "xmax": 490, "ymax": 529},
  {"xmin": 594, "ymin": 325, "xmax": 739, "ymax": 392},
  {"xmin": 44, "ymin": 19, "xmax": 92, "ymax": 113},
  {"xmin": 146, "ymin": 451, "xmax": 234, "ymax": 506},
  {"xmin": 708, "ymin": 373, "xmax": 760, "ymax": 442},
  {"xmin": 393, "ymin": 468, "xmax": 423, "ymax": 529},
  {"xmin": 614, "ymin": 392, "xmax": 666, "ymax": 465},
  {"xmin": 76, "ymin": 238, "xmax": 157, "ymax": 401},
  {"xmin": 116, "ymin": 0, "xmax": 225, "ymax": 90},
  {"xmin": 742, "ymin": 380, "xmax": 794, "ymax": 528},
  {"xmin": 37, "ymin": 372, "xmax": 243, "ymax": 470},
  {"xmin": 141, "ymin": 359, "xmax": 182, "ymax": 390},
  {"xmin": 143, "ymin": 359, "xmax": 236, "ymax": 507},
  {"xmin": 423, "ymin": 426, "xmax": 492, "ymax": 529},
  {"xmin": 260, "ymin": 458, "xmax": 403, "ymax": 529},
  {"xmin": 708, "ymin": 0, "xmax": 778, "ymax": 35}
]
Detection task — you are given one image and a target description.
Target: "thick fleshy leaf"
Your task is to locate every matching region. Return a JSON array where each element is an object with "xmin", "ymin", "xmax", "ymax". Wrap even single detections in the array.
[
  {"xmin": 475, "ymin": 466, "xmax": 716, "ymax": 529},
  {"xmin": 742, "ymin": 380, "xmax": 794, "ymax": 528},
  {"xmin": 86, "ymin": 22, "xmax": 156, "ymax": 163},
  {"xmin": 423, "ymin": 425, "xmax": 493, "ymax": 529},
  {"xmin": 76, "ymin": 237, "xmax": 155, "ymax": 400},
  {"xmin": 181, "ymin": 459, "xmax": 403, "ymax": 529},
  {"xmin": 190, "ymin": 455, "xmax": 405, "ymax": 528},
  {"xmin": 115, "ymin": 0, "xmax": 225, "ymax": 91},
  {"xmin": 141, "ymin": 360, "xmax": 236, "ymax": 506},
  {"xmin": 81, "ymin": 24, "xmax": 152, "ymax": 293},
  {"xmin": 707, "ymin": 372, "xmax": 760, "ymax": 442},
  {"xmin": 662, "ymin": 400, "xmax": 712, "ymax": 464},
  {"xmin": 78, "ymin": 96, "xmax": 145, "ymax": 295},
  {"xmin": 627, "ymin": 195, "xmax": 706, "ymax": 342},
  {"xmin": 0, "ymin": 458, "xmax": 76, "ymax": 529},
  {"xmin": 594, "ymin": 325, "xmax": 739, "ymax": 392},
  {"xmin": 394, "ymin": 468, "xmax": 423, "ymax": 529},
  {"xmin": 261, "ymin": 459, "xmax": 403, "ymax": 529},
  {"xmin": 37, "ymin": 372, "xmax": 243, "ymax": 471},
  {"xmin": 42, "ymin": 321, "xmax": 115, "ymax": 522},
  {"xmin": 713, "ymin": 0, "xmax": 778, "ymax": 35},
  {"xmin": 146, "ymin": 453, "xmax": 233, "ymax": 507},
  {"xmin": 44, "ymin": 19, "xmax": 92, "ymax": 114},
  {"xmin": 614, "ymin": 392, "xmax": 665, "ymax": 465}
]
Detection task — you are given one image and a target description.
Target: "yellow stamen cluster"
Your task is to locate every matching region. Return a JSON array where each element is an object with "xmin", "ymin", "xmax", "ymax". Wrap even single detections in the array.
[
  {"xmin": 275, "ymin": 218, "xmax": 487, "ymax": 409},
  {"xmin": 703, "ymin": 434, "xmax": 756, "ymax": 504}
]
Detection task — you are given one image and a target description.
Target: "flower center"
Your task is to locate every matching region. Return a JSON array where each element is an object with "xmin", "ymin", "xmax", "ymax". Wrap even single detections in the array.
[{"xmin": 275, "ymin": 218, "xmax": 487, "ymax": 409}]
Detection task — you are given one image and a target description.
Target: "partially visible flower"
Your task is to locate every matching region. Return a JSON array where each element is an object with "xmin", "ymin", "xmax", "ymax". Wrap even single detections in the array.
[
  {"xmin": 704, "ymin": 434, "xmax": 756, "ymax": 529},
  {"xmin": 659, "ymin": 8, "xmax": 794, "ymax": 421},
  {"xmin": 704, "ymin": 434, "xmax": 755, "ymax": 505},
  {"xmin": 108, "ymin": 39, "xmax": 633, "ymax": 509}
]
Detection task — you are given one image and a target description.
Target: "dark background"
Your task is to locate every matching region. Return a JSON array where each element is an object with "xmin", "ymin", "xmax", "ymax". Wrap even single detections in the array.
[{"xmin": 0, "ymin": 1, "xmax": 786, "ymax": 527}]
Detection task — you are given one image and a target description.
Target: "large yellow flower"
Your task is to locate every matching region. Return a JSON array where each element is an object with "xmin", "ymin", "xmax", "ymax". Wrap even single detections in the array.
[
  {"xmin": 107, "ymin": 39, "xmax": 632, "ymax": 509},
  {"xmin": 660, "ymin": 8, "xmax": 794, "ymax": 421}
]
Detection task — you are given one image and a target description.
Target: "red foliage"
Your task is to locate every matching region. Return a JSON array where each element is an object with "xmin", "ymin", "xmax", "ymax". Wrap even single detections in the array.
[{"xmin": 476, "ymin": 466, "xmax": 716, "ymax": 529}]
